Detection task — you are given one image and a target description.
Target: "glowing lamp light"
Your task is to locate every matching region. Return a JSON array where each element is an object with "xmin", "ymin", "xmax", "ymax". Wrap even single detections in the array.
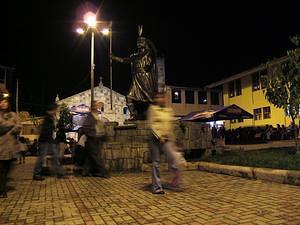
[
  {"xmin": 101, "ymin": 28, "xmax": 109, "ymax": 36},
  {"xmin": 76, "ymin": 28, "xmax": 84, "ymax": 34},
  {"xmin": 84, "ymin": 12, "xmax": 96, "ymax": 28},
  {"xmin": 3, "ymin": 93, "xmax": 9, "ymax": 98}
]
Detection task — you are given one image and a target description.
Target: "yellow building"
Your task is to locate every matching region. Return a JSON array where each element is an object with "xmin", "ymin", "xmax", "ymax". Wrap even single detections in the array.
[{"xmin": 206, "ymin": 56, "xmax": 298, "ymax": 129}]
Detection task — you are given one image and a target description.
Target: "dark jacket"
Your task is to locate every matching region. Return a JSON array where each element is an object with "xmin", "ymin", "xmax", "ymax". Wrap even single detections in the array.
[
  {"xmin": 56, "ymin": 127, "xmax": 66, "ymax": 143},
  {"xmin": 39, "ymin": 114, "xmax": 56, "ymax": 143}
]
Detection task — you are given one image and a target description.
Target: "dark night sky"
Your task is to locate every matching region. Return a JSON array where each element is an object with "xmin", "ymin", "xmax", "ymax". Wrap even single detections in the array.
[{"xmin": 0, "ymin": 0, "xmax": 299, "ymax": 114}]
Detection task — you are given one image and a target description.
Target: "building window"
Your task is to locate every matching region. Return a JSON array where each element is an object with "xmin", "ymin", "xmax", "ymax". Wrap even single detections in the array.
[
  {"xmin": 172, "ymin": 89, "xmax": 181, "ymax": 103},
  {"xmin": 235, "ymin": 79, "xmax": 242, "ymax": 96},
  {"xmin": 261, "ymin": 78, "xmax": 267, "ymax": 89},
  {"xmin": 237, "ymin": 118, "xmax": 244, "ymax": 123},
  {"xmin": 198, "ymin": 91, "xmax": 207, "ymax": 104},
  {"xmin": 185, "ymin": 90, "xmax": 195, "ymax": 104},
  {"xmin": 260, "ymin": 69, "xmax": 268, "ymax": 89},
  {"xmin": 252, "ymin": 73, "xmax": 260, "ymax": 91},
  {"xmin": 123, "ymin": 107, "xmax": 128, "ymax": 114},
  {"xmin": 254, "ymin": 108, "xmax": 262, "ymax": 120},
  {"xmin": 211, "ymin": 92, "xmax": 220, "ymax": 105},
  {"xmin": 229, "ymin": 81, "xmax": 235, "ymax": 98},
  {"xmin": 263, "ymin": 106, "xmax": 271, "ymax": 119},
  {"xmin": 232, "ymin": 118, "xmax": 243, "ymax": 124},
  {"xmin": 230, "ymin": 119, "xmax": 237, "ymax": 124}
]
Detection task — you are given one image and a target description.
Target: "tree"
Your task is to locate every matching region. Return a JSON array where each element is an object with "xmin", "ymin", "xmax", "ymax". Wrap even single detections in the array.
[
  {"xmin": 261, "ymin": 36, "xmax": 300, "ymax": 154},
  {"xmin": 57, "ymin": 103, "xmax": 73, "ymax": 130}
]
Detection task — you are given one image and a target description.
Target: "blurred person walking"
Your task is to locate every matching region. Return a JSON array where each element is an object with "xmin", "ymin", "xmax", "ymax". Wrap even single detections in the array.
[
  {"xmin": 0, "ymin": 85, "xmax": 22, "ymax": 198},
  {"xmin": 32, "ymin": 103, "xmax": 64, "ymax": 180},
  {"xmin": 148, "ymin": 93, "xmax": 185, "ymax": 194},
  {"xmin": 81, "ymin": 101, "xmax": 110, "ymax": 178}
]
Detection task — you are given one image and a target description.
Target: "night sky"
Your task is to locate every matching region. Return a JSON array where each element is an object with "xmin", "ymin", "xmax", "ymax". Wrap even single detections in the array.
[{"xmin": 0, "ymin": 0, "xmax": 299, "ymax": 114}]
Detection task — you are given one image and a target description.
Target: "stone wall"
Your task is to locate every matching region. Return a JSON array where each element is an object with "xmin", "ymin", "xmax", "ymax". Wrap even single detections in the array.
[
  {"xmin": 100, "ymin": 121, "xmax": 213, "ymax": 171},
  {"xmin": 101, "ymin": 142, "xmax": 148, "ymax": 171}
]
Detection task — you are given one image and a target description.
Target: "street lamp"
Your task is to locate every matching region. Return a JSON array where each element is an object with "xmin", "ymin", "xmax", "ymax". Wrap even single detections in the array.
[
  {"xmin": 84, "ymin": 12, "xmax": 96, "ymax": 28},
  {"xmin": 76, "ymin": 17, "xmax": 113, "ymax": 110},
  {"xmin": 76, "ymin": 28, "xmax": 84, "ymax": 35},
  {"xmin": 101, "ymin": 28, "xmax": 109, "ymax": 36},
  {"xmin": 76, "ymin": 12, "xmax": 97, "ymax": 105}
]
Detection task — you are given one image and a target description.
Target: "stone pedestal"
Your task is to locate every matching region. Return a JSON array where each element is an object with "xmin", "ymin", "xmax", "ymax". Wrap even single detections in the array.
[{"xmin": 100, "ymin": 120, "xmax": 213, "ymax": 171}]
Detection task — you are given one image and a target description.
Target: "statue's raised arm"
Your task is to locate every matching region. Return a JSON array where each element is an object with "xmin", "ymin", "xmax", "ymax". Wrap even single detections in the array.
[{"xmin": 111, "ymin": 55, "xmax": 131, "ymax": 64}]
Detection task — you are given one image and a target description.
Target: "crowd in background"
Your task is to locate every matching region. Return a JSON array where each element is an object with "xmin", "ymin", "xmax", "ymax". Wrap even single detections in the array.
[{"xmin": 218, "ymin": 123, "xmax": 299, "ymax": 145}]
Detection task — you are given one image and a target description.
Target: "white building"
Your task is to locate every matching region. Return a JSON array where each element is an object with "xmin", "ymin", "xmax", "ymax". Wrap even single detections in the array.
[{"xmin": 56, "ymin": 79, "xmax": 130, "ymax": 124}]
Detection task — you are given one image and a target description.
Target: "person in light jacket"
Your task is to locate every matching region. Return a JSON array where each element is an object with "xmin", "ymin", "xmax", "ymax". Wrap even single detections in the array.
[
  {"xmin": 0, "ymin": 86, "xmax": 21, "ymax": 198},
  {"xmin": 148, "ymin": 93, "xmax": 185, "ymax": 194}
]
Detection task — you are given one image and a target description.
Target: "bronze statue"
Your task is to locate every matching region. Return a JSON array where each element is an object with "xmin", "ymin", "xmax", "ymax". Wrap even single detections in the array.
[{"xmin": 112, "ymin": 26, "xmax": 158, "ymax": 120}]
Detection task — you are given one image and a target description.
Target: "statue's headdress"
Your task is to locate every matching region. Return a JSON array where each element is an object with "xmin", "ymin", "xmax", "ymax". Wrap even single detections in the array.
[{"xmin": 137, "ymin": 25, "xmax": 148, "ymax": 48}]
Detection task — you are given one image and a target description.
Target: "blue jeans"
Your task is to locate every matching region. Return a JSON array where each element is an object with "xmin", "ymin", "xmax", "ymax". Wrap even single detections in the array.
[
  {"xmin": 149, "ymin": 135, "xmax": 163, "ymax": 192},
  {"xmin": 33, "ymin": 143, "xmax": 64, "ymax": 176},
  {"xmin": 150, "ymin": 135, "xmax": 182, "ymax": 191}
]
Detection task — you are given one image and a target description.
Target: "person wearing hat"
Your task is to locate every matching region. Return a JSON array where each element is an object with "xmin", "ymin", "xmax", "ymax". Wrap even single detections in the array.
[
  {"xmin": 33, "ymin": 103, "xmax": 64, "ymax": 180},
  {"xmin": 0, "ymin": 85, "xmax": 21, "ymax": 198}
]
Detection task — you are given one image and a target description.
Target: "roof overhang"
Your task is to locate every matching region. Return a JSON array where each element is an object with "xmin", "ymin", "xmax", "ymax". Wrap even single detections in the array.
[{"xmin": 205, "ymin": 56, "xmax": 289, "ymax": 89}]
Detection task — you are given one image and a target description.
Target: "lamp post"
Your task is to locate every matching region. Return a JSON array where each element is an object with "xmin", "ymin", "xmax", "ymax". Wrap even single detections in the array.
[
  {"xmin": 101, "ymin": 22, "xmax": 113, "ymax": 110},
  {"xmin": 76, "ymin": 13, "xmax": 112, "ymax": 108},
  {"xmin": 90, "ymin": 30, "xmax": 95, "ymax": 104},
  {"xmin": 76, "ymin": 12, "xmax": 97, "ymax": 105},
  {"xmin": 109, "ymin": 22, "xmax": 113, "ymax": 111}
]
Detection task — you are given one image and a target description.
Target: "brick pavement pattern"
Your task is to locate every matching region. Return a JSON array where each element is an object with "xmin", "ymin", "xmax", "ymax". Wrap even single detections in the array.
[{"xmin": 0, "ymin": 157, "xmax": 299, "ymax": 225}]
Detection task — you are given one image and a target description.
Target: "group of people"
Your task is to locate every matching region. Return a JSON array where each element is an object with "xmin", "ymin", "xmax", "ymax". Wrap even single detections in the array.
[
  {"xmin": 0, "ymin": 84, "xmax": 184, "ymax": 197},
  {"xmin": 32, "ymin": 100, "xmax": 110, "ymax": 181},
  {"xmin": 224, "ymin": 123, "xmax": 298, "ymax": 144},
  {"xmin": 264, "ymin": 124, "xmax": 298, "ymax": 140}
]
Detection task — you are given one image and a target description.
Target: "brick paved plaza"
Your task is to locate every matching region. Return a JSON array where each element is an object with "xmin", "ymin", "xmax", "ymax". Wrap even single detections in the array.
[{"xmin": 0, "ymin": 157, "xmax": 300, "ymax": 225}]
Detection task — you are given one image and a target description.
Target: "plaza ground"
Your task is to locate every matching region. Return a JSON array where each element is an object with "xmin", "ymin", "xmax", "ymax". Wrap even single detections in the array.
[{"xmin": 0, "ymin": 157, "xmax": 300, "ymax": 225}]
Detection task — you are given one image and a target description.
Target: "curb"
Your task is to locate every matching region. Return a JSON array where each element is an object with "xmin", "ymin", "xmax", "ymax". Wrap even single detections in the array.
[
  {"xmin": 142, "ymin": 162, "xmax": 300, "ymax": 186},
  {"xmin": 198, "ymin": 162, "xmax": 300, "ymax": 186}
]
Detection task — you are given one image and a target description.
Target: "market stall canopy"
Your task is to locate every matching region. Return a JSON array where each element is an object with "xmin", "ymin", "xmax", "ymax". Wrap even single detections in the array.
[
  {"xmin": 181, "ymin": 104, "xmax": 253, "ymax": 122},
  {"xmin": 70, "ymin": 104, "xmax": 90, "ymax": 114}
]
